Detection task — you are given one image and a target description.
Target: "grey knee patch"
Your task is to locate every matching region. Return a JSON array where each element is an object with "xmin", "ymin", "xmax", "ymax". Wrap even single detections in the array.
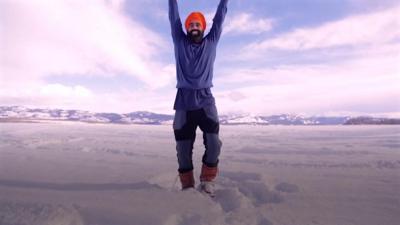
[
  {"xmin": 203, "ymin": 104, "xmax": 219, "ymax": 123},
  {"xmin": 173, "ymin": 110, "xmax": 186, "ymax": 130},
  {"xmin": 203, "ymin": 133, "xmax": 222, "ymax": 164}
]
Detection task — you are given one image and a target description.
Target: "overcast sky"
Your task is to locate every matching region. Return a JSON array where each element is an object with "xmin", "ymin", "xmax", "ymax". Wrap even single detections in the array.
[{"xmin": 1, "ymin": 0, "xmax": 399, "ymax": 116}]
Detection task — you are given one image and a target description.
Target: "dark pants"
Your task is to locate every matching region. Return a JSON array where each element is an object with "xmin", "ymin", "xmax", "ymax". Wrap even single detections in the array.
[{"xmin": 173, "ymin": 104, "xmax": 222, "ymax": 173}]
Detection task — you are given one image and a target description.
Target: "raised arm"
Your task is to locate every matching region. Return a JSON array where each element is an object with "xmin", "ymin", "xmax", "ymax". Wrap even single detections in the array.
[
  {"xmin": 168, "ymin": 0, "xmax": 185, "ymax": 42},
  {"xmin": 207, "ymin": 0, "xmax": 228, "ymax": 42}
]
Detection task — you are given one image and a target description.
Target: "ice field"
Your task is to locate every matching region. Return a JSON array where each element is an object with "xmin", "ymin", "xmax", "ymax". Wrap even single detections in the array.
[{"xmin": 0, "ymin": 122, "xmax": 399, "ymax": 225}]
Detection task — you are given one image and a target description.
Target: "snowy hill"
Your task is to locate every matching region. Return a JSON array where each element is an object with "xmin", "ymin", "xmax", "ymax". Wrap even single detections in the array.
[
  {"xmin": 0, "ymin": 106, "xmax": 173, "ymax": 125},
  {"xmin": 344, "ymin": 116, "xmax": 400, "ymax": 125},
  {"xmin": 219, "ymin": 114, "xmax": 349, "ymax": 125},
  {"xmin": 1, "ymin": 106, "xmax": 398, "ymax": 125}
]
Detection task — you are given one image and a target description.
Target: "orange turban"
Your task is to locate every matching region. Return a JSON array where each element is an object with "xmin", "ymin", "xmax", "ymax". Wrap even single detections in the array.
[{"xmin": 185, "ymin": 12, "xmax": 206, "ymax": 31}]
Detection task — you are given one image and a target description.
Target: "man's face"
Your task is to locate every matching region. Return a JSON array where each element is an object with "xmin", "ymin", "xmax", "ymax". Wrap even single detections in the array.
[
  {"xmin": 188, "ymin": 20, "xmax": 204, "ymax": 33},
  {"xmin": 187, "ymin": 20, "xmax": 204, "ymax": 43}
]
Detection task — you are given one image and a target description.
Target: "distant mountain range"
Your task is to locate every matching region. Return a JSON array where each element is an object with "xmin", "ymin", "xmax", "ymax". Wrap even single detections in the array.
[{"xmin": 1, "ymin": 106, "xmax": 399, "ymax": 125}]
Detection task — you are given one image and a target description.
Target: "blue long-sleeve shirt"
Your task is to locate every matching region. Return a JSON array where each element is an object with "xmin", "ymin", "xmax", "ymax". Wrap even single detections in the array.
[{"xmin": 169, "ymin": 0, "xmax": 228, "ymax": 110}]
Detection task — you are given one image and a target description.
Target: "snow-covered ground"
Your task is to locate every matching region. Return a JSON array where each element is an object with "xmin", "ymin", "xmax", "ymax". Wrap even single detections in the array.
[{"xmin": 0, "ymin": 122, "xmax": 399, "ymax": 225}]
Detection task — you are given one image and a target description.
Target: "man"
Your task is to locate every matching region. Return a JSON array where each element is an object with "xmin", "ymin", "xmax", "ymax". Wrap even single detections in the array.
[{"xmin": 168, "ymin": 0, "xmax": 228, "ymax": 196}]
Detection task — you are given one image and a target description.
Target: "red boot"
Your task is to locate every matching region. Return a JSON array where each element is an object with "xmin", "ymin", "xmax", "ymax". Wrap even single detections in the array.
[
  {"xmin": 200, "ymin": 164, "xmax": 218, "ymax": 182},
  {"xmin": 199, "ymin": 164, "xmax": 218, "ymax": 197},
  {"xmin": 179, "ymin": 170, "xmax": 195, "ymax": 190}
]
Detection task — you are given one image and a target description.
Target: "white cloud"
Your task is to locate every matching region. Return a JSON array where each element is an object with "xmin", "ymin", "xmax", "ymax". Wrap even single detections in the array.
[
  {"xmin": 0, "ymin": 0, "xmax": 172, "ymax": 90},
  {"xmin": 218, "ymin": 43, "xmax": 400, "ymax": 85},
  {"xmin": 0, "ymin": 82, "xmax": 94, "ymax": 110},
  {"xmin": 213, "ymin": 5, "xmax": 400, "ymax": 116},
  {"xmin": 0, "ymin": 82, "xmax": 176, "ymax": 114},
  {"xmin": 224, "ymin": 13, "xmax": 273, "ymax": 35},
  {"xmin": 201, "ymin": 12, "xmax": 273, "ymax": 36},
  {"xmin": 215, "ymin": 79, "xmax": 400, "ymax": 117},
  {"xmin": 1, "ymin": 1, "xmax": 399, "ymax": 116},
  {"xmin": 246, "ymin": 5, "xmax": 400, "ymax": 51},
  {"xmin": 39, "ymin": 84, "xmax": 93, "ymax": 98},
  {"xmin": 214, "ymin": 51, "xmax": 400, "ymax": 116}
]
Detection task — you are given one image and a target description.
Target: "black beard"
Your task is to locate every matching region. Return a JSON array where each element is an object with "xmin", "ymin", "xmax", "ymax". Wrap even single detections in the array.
[{"xmin": 188, "ymin": 29, "xmax": 204, "ymax": 44}]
